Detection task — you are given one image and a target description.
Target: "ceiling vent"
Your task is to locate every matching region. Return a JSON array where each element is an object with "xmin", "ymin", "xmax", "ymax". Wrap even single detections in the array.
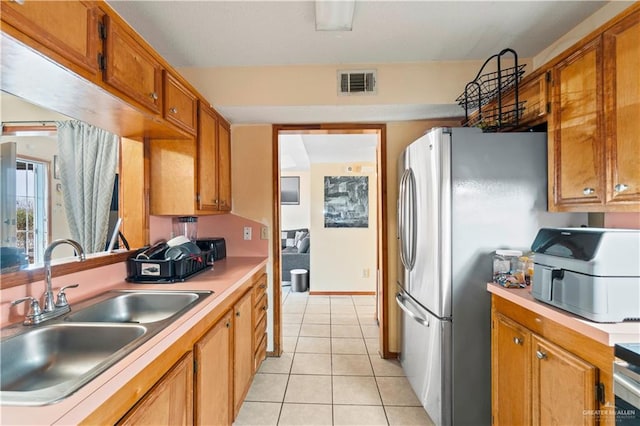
[{"xmin": 338, "ymin": 70, "xmax": 376, "ymax": 95}]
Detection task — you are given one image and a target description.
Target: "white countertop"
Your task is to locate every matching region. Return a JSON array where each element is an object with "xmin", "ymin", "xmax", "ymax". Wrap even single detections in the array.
[
  {"xmin": 487, "ymin": 283, "xmax": 640, "ymax": 347},
  {"xmin": 0, "ymin": 256, "xmax": 267, "ymax": 425}
]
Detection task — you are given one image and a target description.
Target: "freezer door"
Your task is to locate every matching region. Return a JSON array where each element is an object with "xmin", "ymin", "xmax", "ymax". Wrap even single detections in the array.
[
  {"xmin": 397, "ymin": 289, "xmax": 452, "ymax": 426},
  {"xmin": 407, "ymin": 128, "xmax": 452, "ymax": 318}
]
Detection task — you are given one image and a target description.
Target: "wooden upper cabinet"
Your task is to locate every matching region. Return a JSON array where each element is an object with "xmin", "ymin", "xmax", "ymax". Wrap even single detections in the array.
[
  {"xmin": 1, "ymin": 0, "xmax": 103, "ymax": 78},
  {"xmin": 149, "ymin": 138, "xmax": 197, "ymax": 215},
  {"xmin": 518, "ymin": 71, "xmax": 550, "ymax": 126},
  {"xmin": 102, "ymin": 15, "xmax": 163, "ymax": 114},
  {"xmin": 603, "ymin": 9, "xmax": 640, "ymax": 206},
  {"xmin": 531, "ymin": 335, "xmax": 597, "ymax": 426},
  {"xmin": 492, "ymin": 314, "xmax": 531, "ymax": 426},
  {"xmin": 218, "ymin": 119, "xmax": 232, "ymax": 212},
  {"xmin": 549, "ymin": 38, "xmax": 605, "ymax": 209},
  {"xmin": 164, "ymin": 71, "xmax": 197, "ymax": 135},
  {"xmin": 198, "ymin": 103, "xmax": 220, "ymax": 211}
]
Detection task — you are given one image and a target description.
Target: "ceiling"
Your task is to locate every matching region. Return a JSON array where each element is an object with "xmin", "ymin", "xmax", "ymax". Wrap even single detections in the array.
[
  {"xmin": 108, "ymin": 1, "xmax": 607, "ymax": 68},
  {"xmin": 280, "ymin": 134, "xmax": 378, "ymax": 171},
  {"xmin": 106, "ymin": 0, "xmax": 610, "ymax": 124}
]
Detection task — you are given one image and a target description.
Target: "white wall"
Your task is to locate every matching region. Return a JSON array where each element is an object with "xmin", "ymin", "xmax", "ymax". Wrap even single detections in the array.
[
  {"xmin": 310, "ymin": 162, "xmax": 377, "ymax": 293},
  {"xmin": 280, "ymin": 170, "xmax": 310, "ymax": 230}
]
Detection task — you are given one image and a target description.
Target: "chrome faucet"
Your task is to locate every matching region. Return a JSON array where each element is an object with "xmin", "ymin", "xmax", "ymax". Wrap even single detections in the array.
[{"xmin": 12, "ymin": 239, "xmax": 85, "ymax": 325}]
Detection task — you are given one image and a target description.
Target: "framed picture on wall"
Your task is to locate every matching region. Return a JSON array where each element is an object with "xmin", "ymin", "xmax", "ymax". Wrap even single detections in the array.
[{"xmin": 281, "ymin": 176, "xmax": 300, "ymax": 205}]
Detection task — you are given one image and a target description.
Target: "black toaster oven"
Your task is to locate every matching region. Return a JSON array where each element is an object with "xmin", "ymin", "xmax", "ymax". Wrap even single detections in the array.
[{"xmin": 195, "ymin": 238, "xmax": 226, "ymax": 264}]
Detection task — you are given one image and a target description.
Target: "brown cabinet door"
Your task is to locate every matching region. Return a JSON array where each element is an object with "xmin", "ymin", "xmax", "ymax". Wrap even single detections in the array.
[
  {"xmin": 198, "ymin": 103, "xmax": 220, "ymax": 211},
  {"xmin": 532, "ymin": 335, "xmax": 597, "ymax": 426},
  {"xmin": 164, "ymin": 71, "xmax": 197, "ymax": 135},
  {"xmin": 149, "ymin": 139, "xmax": 197, "ymax": 215},
  {"xmin": 218, "ymin": 120, "xmax": 232, "ymax": 211},
  {"xmin": 549, "ymin": 38, "xmax": 605, "ymax": 210},
  {"xmin": 519, "ymin": 72, "xmax": 549, "ymax": 125},
  {"xmin": 233, "ymin": 289, "xmax": 254, "ymax": 416},
  {"xmin": 103, "ymin": 15, "xmax": 163, "ymax": 114},
  {"xmin": 492, "ymin": 314, "xmax": 531, "ymax": 426},
  {"xmin": 1, "ymin": 0, "xmax": 102, "ymax": 76},
  {"xmin": 118, "ymin": 352, "xmax": 194, "ymax": 426},
  {"xmin": 604, "ymin": 9, "xmax": 640, "ymax": 206},
  {"xmin": 195, "ymin": 311, "xmax": 232, "ymax": 426}
]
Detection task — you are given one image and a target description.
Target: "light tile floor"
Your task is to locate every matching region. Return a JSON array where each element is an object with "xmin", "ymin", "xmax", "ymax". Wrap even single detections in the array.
[{"xmin": 234, "ymin": 289, "xmax": 435, "ymax": 426}]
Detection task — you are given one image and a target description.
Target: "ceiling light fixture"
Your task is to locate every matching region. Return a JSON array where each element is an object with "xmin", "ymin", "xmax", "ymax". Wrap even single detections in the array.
[{"xmin": 315, "ymin": 0, "xmax": 355, "ymax": 31}]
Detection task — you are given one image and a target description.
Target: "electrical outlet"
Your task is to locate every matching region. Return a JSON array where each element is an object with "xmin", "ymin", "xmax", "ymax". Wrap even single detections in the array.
[
  {"xmin": 261, "ymin": 226, "xmax": 268, "ymax": 240},
  {"xmin": 243, "ymin": 226, "xmax": 252, "ymax": 240}
]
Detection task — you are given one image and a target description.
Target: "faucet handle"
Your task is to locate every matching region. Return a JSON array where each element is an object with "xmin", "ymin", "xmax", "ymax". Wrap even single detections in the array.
[
  {"xmin": 56, "ymin": 284, "xmax": 79, "ymax": 307},
  {"xmin": 12, "ymin": 297, "xmax": 43, "ymax": 320}
]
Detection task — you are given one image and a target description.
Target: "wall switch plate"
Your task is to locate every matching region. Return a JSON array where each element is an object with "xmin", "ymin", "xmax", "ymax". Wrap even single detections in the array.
[
  {"xmin": 243, "ymin": 226, "xmax": 252, "ymax": 240},
  {"xmin": 260, "ymin": 226, "xmax": 268, "ymax": 240},
  {"xmin": 362, "ymin": 268, "xmax": 370, "ymax": 278}
]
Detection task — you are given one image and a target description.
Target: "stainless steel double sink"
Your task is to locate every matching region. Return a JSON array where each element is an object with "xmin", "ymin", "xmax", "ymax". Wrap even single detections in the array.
[{"xmin": 0, "ymin": 290, "xmax": 212, "ymax": 406}]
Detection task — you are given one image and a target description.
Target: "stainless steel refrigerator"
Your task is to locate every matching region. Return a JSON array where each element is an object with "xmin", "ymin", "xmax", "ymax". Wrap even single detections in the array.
[{"xmin": 396, "ymin": 127, "xmax": 585, "ymax": 426}]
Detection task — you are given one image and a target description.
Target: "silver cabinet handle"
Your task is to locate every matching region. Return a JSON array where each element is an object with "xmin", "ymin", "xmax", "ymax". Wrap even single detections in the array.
[
  {"xmin": 583, "ymin": 187, "xmax": 595, "ymax": 195},
  {"xmin": 150, "ymin": 92, "xmax": 158, "ymax": 100},
  {"xmin": 614, "ymin": 183, "xmax": 629, "ymax": 193},
  {"xmin": 513, "ymin": 337, "xmax": 523, "ymax": 345},
  {"xmin": 169, "ymin": 107, "xmax": 178, "ymax": 114},
  {"xmin": 536, "ymin": 350, "xmax": 547, "ymax": 360}
]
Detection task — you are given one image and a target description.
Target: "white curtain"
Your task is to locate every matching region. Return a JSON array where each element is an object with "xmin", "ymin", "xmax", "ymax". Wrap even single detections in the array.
[{"xmin": 57, "ymin": 121, "xmax": 119, "ymax": 253}]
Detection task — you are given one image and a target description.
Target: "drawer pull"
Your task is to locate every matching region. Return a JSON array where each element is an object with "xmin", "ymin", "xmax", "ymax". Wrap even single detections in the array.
[
  {"xmin": 614, "ymin": 183, "xmax": 629, "ymax": 193},
  {"xmin": 169, "ymin": 107, "xmax": 178, "ymax": 114},
  {"xmin": 583, "ymin": 187, "xmax": 595, "ymax": 195},
  {"xmin": 536, "ymin": 350, "xmax": 547, "ymax": 360},
  {"xmin": 513, "ymin": 337, "xmax": 523, "ymax": 345}
]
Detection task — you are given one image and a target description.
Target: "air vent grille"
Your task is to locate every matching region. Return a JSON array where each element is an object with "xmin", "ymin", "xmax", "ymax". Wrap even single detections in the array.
[{"xmin": 338, "ymin": 70, "xmax": 377, "ymax": 95}]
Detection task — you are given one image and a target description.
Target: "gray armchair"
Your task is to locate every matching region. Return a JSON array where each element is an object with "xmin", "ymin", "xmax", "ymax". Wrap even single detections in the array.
[{"xmin": 281, "ymin": 228, "xmax": 310, "ymax": 282}]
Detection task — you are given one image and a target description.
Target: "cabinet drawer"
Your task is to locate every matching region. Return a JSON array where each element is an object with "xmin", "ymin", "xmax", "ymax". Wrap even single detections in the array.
[
  {"xmin": 254, "ymin": 332, "xmax": 267, "ymax": 371},
  {"xmin": 254, "ymin": 293, "xmax": 267, "ymax": 323},
  {"xmin": 253, "ymin": 277, "xmax": 267, "ymax": 306},
  {"xmin": 254, "ymin": 313, "xmax": 267, "ymax": 345},
  {"xmin": 164, "ymin": 71, "xmax": 197, "ymax": 134}
]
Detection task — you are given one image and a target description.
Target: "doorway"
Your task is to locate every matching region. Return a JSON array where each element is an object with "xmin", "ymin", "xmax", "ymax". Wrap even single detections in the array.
[{"xmin": 271, "ymin": 124, "xmax": 390, "ymax": 358}]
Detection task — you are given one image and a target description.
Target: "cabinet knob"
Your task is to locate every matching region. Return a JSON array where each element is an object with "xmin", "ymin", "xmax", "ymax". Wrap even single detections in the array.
[
  {"xmin": 169, "ymin": 107, "xmax": 178, "ymax": 114},
  {"xmin": 259, "ymin": 283, "xmax": 267, "ymax": 289},
  {"xmin": 614, "ymin": 183, "xmax": 629, "ymax": 193},
  {"xmin": 226, "ymin": 321, "xmax": 231, "ymax": 328},
  {"xmin": 149, "ymin": 92, "xmax": 158, "ymax": 101},
  {"xmin": 582, "ymin": 187, "xmax": 595, "ymax": 195},
  {"xmin": 236, "ymin": 311, "xmax": 241, "ymax": 317},
  {"xmin": 262, "ymin": 305, "xmax": 267, "ymax": 311},
  {"xmin": 536, "ymin": 350, "xmax": 547, "ymax": 360},
  {"xmin": 513, "ymin": 337, "xmax": 523, "ymax": 345}
]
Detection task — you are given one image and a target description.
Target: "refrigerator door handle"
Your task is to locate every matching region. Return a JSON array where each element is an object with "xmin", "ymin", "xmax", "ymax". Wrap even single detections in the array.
[
  {"xmin": 406, "ymin": 168, "xmax": 417, "ymax": 269},
  {"xmin": 398, "ymin": 169, "xmax": 410, "ymax": 270},
  {"xmin": 396, "ymin": 292, "xmax": 429, "ymax": 327}
]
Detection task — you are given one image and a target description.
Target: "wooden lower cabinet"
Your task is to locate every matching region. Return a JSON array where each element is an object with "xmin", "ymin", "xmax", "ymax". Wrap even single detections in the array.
[
  {"xmin": 492, "ymin": 296, "xmax": 612, "ymax": 426},
  {"xmin": 195, "ymin": 311, "xmax": 233, "ymax": 426},
  {"xmin": 532, "ymin": 335, "xmax": 597, "ymax": 426},
  {"xmin": 233, "ymin": 289, "xmax": 255, "ymax": 417},
  {"xmin": 492, "ymin": 314, "xmax": 531, "ymax": 426},
  {"xmin": 118, "ymin": 352, "xmax": 194, "ymax": 426},
  {"xmin": 253, "ymin": 274, "xmax": 268, "ymax": 371}
]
